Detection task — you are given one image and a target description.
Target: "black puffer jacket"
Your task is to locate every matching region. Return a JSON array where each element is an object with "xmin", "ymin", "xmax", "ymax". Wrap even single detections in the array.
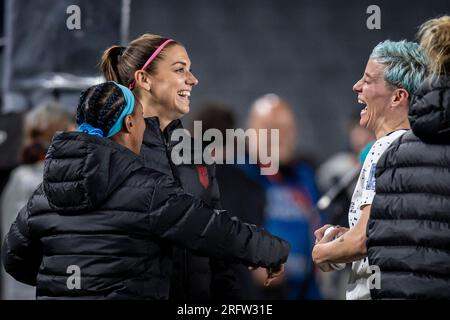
[
  {"xmin": 1, "ymin": 132, "xmax": 290, "ymax": 299},
  {"xmin": 367, "ymin": 76, "xmax": 450, "ymax": 299},
  {"xmin": 140, "ymin": 117, "xmax": 223, "ymax": 300}
]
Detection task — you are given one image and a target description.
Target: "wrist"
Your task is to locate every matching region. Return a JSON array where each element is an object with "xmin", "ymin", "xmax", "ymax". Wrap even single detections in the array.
[{"xmin": 312, "ymin": 243, "xmax": 328, "ymax": 265}]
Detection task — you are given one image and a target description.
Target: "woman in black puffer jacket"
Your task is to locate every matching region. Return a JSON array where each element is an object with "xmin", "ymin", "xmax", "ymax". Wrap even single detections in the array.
[
  {"xmin": 100, "ymin": 34, "xmax": 251, "ymax": 300},
  {"xmin": 367, "ymin": 16, "xmax": 450, "ymax": 299},
  {"xmin": 1, "ymin": 82, "xmax": 290, "ymax": 300}
]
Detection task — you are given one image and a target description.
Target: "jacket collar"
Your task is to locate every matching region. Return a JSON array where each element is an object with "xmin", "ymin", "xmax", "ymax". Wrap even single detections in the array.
[{"xmin": 143, "ymin": 116, "xmax": 184, "ymax": 149}]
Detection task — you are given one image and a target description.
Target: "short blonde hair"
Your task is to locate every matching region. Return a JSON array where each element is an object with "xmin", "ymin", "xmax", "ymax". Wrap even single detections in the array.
[{"xmin": 418, "ymin": 15, "xmax": 450, "ymax": 76}]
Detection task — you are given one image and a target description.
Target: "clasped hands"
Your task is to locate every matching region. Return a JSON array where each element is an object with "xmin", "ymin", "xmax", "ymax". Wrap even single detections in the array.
[
  {"xmin": 249, "ymin": 264, "xmax": 285, "ymax": 287},
  {"xmin": 312, "ymin": 224, "xmax": 349, "ymax": 272}
]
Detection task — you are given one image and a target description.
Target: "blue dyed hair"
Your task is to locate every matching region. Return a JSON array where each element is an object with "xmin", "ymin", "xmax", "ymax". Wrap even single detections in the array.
[{"xmin": 370, "ymin": 40, "xmax": 428, "ymax": 96}]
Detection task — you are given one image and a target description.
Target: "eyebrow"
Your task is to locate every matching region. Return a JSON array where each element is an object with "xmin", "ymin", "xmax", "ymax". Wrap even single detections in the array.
[
  {"xmin": 171, "ymin": 61, "xmax": 188, "ymax": 66},
  {"xmin": 364, "ymin": 72, "xmax": 374, "ymax": 79}
]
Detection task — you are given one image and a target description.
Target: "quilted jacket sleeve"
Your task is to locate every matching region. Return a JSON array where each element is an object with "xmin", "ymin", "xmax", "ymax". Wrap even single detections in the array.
[
  {"xmin": 149, "ymin": 175, "xmax": 290, "ymax": 268},
  {"xmin": 2, "ymin": 196, "xmax": 42, "ymax": 286}
]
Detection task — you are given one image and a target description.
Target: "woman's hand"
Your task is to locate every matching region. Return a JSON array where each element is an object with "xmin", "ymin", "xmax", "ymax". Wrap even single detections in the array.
[{"xmin": 249, "ymin": 264, "xmax": 285, "ymax": 287}]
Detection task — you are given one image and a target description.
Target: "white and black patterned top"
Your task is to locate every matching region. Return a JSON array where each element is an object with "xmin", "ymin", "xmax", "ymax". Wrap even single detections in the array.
[{"xmin": 346, "ymin": 129, "xmax": 407, "ymax": 300}]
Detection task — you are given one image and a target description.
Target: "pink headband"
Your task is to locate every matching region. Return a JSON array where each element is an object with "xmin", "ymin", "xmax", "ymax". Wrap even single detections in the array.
[{"xmin": 128, "ymin": 39, "xmax": 174, "ymax": 90}]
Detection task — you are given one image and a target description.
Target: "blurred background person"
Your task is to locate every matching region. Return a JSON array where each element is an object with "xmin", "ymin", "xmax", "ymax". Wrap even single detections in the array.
[
  {"xmin": 367, "ymin": 16, "xmax": 450, "ymax": 299},
  {"xmin": 240, "ymin": 93, "xmax": 323, "ymax": 300},
  {"xmin": 188, "ymin": 102, "xmax": 266, "ymax": 299},
  {"xmin": 189, "ymin": 102, "xmax": 266, "ymax": 227},
  {"xmin": 0, "ymin": 101, "xmax": 75, "ymax": 300}
]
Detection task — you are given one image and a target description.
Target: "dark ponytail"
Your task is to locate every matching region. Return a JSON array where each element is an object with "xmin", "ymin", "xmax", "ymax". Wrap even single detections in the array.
[{"xmin": 100, "ymin": 45, "xmax": 126, "ymax": 83}]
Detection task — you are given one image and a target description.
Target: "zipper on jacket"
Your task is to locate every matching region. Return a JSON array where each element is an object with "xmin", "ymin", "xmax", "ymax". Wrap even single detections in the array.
[
  {"xmin": 184, "ymin": 248, "xmax": 189, "ymax": 298},
  {"xmin": 160, "ymin": 125, "xmax": 190, "ymax": 298}
]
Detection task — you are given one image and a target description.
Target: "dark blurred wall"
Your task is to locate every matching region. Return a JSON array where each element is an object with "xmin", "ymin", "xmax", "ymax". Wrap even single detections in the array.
[
  {"xmin": 129, "ymin": 0, "xmax": 449, "ymax": 162},
  {"xmin": 2, "ymin": 0, "xmax": 124, "ymax": 113}
]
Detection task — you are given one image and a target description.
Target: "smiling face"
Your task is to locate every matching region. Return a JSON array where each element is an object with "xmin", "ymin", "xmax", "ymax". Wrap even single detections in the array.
[
  {"xmin": 147, "ymin": 44, "xmax": 199, "ymax": 120},
  {"xmin": 353, "ymin": 58, "xmax": 396, "ymax": 134}
]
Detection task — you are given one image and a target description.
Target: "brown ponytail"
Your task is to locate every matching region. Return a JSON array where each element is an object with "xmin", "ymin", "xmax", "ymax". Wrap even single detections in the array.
[
  {"xmin": 100, "ymin": 45, "xmax": 126, "ymax": 83},
  {"xmin": 100, "ymin": 34, "xmax": 180, "ymax": 88}
]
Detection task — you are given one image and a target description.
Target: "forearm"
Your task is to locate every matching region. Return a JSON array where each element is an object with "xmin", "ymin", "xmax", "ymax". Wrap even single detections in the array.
[
  {"xmin": 313, "ymin": 204, "xmax": 371, "ymax": 265},
  {"xmin": 313, "ymin": 231, "xmax": 367, "ymax": 264}
]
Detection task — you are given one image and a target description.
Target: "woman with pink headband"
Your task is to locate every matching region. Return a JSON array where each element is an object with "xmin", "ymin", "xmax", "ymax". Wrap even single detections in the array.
[{"xmin": 101, "ymin": 34, "xmax": 287, "ymax": 300}]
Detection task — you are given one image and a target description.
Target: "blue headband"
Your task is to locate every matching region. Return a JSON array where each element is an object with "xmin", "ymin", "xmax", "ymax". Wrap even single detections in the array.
[
  {"xmin": 105, "ymin": 81, "xmax": 135, "ymax": 137},
  {"xmin": 77, "ymin": 81, "xmax": 136, "ymax": 138}
]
